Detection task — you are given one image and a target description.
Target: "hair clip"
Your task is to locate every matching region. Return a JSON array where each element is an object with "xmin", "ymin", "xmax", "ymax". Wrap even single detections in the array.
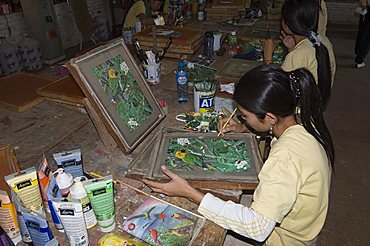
[
  {"xmin": 289, "ymin": 72, "xmax": 301, "ymax": 101},
  {"xmin": 308, "ymin": 31, "xmax": 322, "ymax": 47}
]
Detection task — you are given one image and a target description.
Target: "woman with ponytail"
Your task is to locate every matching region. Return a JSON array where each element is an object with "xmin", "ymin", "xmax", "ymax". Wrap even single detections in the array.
[
  {"xmin": 144, "ymin": 64, "xmax": 335, "ymax": 245},
  {"xmin": 279, "ymin": 0, "xmax": 336, "ymax": 109}
]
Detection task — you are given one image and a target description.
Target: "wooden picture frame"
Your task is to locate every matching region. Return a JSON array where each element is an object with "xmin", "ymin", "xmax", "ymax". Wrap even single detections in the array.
[
  {"xmin": 218, "ymin": 59, "xmax": 263, "ymax": 78},
  {"xmin": 127, "ymin": 128, "xmax": 263, "ymax": 190},
  {"xmin": 66, "ymin": 39, "xmax": 165, "ymax": 154}
]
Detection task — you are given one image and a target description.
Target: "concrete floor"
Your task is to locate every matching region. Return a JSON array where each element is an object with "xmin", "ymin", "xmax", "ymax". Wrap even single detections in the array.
[{"xmin": 317, "ymin": 24, "xmax": 370, "ymax": 245}]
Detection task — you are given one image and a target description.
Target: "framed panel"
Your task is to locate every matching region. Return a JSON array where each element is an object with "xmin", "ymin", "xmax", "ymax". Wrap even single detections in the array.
[
  {"xmin": 127, "ymin": 128, "xmax": 263, "ymax": 189},
  {"xmin": 67, "ymin": 39, "xmax": 165, "ymax": 153}
]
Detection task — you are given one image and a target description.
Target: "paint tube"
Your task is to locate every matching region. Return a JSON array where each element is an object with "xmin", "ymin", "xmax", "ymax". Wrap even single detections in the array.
[
  {"xmin": 0, "ymin": 190, "xmax": 22, "ymax": 245},
  {"xmin": 45, "ymin": 174, "xmax": 64, "ymax": 232},
  {"xmin": 52, "ymin": 198, "xmax": 89, "ymax": 246},
  {"xmin": 83, "ymin": 175, "xmax": 115, "ymax": 232},
  {"xmin": 45, "ymin": 238, "xmax": 59, "ymax": 246},
  {"xmin": 5, "ymin": 167, "xmax": 44, "ymax": 215},
  {"xmin": 38, "ymin": 156, "xmax": 51, "ymax": 212},
  {"xmin": 53, "ymin": 149, "xmax": 84, "ymax": 178},
  {"xmin": 0, "ymin": 226, "xmax": 15, "ymax": 246},
  {"xmin": 70, "ymin": 176, "xmax": 97, "ymax": 229},
  {"xmin": 21, "ymin": 209, "xmax": 54, "ymax": 246},
  {"xmin": 10, "ymin": 190, "xmax": 32, "ymax": 243},
  {"xmin": 54, "ymin": 168, "xmax": 74, "ymax": 197}
]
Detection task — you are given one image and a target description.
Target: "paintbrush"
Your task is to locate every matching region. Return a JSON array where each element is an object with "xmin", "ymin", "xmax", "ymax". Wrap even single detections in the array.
[
  {"xmin": 89, "ymin": 172, "xmax": 150, "ymax": 196},
  {"xmin": 216, "ymin": 107, "xmax": 238, "ymax": 139}
]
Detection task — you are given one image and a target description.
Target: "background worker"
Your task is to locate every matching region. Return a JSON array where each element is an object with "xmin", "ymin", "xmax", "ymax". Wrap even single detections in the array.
[
  {"xmin": 123, "ymin": 0, "xmax": 164, "ymax": 29},
  {"xmin": 354, "ymin": 0, "xmax": 370, "ymax": 68}
]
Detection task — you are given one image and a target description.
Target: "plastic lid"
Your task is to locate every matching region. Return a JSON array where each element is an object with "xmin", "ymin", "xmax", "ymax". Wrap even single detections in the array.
[
  {"xmin": 54, "ymin": 168, "xmax": 74, "ymax": 190},
  {"xmin": 0, "ymin": 190, "xmax": 10, "ymax": 203},
  {"xmin": 178, "ymin": 60, "xmax": 186, "ymax": 67},
  {"xmin": 69, "ymin": 176, "xmax": 88, "ymax": 199}
]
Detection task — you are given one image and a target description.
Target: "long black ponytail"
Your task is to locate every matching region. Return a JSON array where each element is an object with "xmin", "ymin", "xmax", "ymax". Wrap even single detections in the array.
[
  {"xmin": 282, "ymin": 0, "xmax": 332, "ymax": 109},
  {"xmin": 234, "ymin": 64, "xmax": 335, "ymax": 169}
]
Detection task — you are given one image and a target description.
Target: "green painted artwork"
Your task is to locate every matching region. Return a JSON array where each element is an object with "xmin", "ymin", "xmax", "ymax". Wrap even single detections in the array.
[
  {"xmin": 165, "ymin": 137, "xmax": 251, "ymax": 172},
  {"xmin": 92, "ymin": 55, "xmax": 153, "ymax": 132}
]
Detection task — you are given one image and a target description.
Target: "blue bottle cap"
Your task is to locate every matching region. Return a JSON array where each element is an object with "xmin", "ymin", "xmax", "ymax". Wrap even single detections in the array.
[{"xmin": 178, "ymin": 60, "xmax": 186, "ymax": 67}]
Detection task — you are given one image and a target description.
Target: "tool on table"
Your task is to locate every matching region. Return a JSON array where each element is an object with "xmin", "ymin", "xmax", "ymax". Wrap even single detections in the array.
[
  {"xmin": 158, "ymin": 37, "xmax": 172, "ymax": 61},
  {"xmin": 89, "ymin": 172, "xmax": 150, "ymax": 196},
  {"xmin": 133, "ymin": 39, "xmax": 148, "ymax": 65},
  {"xmin": 216, "ymin": 107, "xmax": 238, "ymax": 138}
]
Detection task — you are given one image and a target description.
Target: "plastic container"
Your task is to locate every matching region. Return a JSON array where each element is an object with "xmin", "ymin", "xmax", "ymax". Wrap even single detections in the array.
[
  {"xmin": 176, "ymin": 60, "xmax": 189, "ymax": 104},
  {"xmin": 228, "ymin": 31, "xmax": 238, "ymax": 56},
  {"xmin": 54, "ymin": 169, "xmax": 74, "ymax": 197},
  {"xmin": 69, "ymin": 177, "xmax": 97, "ymax": 229}
]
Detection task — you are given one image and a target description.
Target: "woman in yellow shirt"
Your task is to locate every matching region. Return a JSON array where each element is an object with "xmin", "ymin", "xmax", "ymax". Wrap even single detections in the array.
[
  {"xmin": 144, "ymin": 64, "xmax": 335, "ymax": 245},
  {"xmin": 278, "ymin": 0, "xmax": 335, "ymax": 110}
]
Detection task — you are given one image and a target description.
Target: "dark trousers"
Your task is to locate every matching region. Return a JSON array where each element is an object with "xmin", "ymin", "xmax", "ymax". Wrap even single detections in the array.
[{"xmin": 355, "ymin": 7, "xmax": 370, "ymax": 64}]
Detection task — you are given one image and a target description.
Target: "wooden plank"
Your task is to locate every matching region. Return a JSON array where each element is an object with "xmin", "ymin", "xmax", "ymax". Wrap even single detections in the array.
[
  {"xmin": 82, "ymin": 98, "xmax": 118, "ymax": 152},
  {"xmin": 37, "ymin": 75, "xmax": 85, "ymax": 107},
  {"xmin": 0, "ymin": 72, "xmax": 54, "ymax": 112},
  {"xmin": 133, "ymin": 26, "xmax": 203, "ymax": 50}
]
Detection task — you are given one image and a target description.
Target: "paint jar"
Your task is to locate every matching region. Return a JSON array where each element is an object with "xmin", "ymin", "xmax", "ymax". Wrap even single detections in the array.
[
  {"xmin": 143, "ymin": 62, "xmax": 161, "ymax": 85},
  {"xmin": 193, "ymin": 85, "xmax": 216, "ymax": 113},
  {"xmin": 54, "ymin": 169, "xmax": 73, "ymax": 197}
]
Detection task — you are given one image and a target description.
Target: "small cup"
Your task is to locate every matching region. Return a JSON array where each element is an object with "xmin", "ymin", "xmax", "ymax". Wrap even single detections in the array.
[{"xmin": 143, "ymin": 62, "xmax": 161, "ymax": 85}]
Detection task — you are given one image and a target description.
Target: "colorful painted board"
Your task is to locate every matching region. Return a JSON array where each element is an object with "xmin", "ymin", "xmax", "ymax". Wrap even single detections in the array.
[
  {"xmin": 122, "ymin": 195, "xmax": 205, "ymax": 246},
  {"xmin": 66, "ymin": 39, "xmax": 165, "ymax": 153},
  {"xmin": 126, "ymin": 128, "xmax": 263, "ymax": 189}
]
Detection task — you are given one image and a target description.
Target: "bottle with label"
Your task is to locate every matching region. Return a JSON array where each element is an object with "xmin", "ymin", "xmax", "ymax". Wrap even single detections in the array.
[
  {"xmin": 69, "ymin": 177, "xmax": 97, "ymax": 230},
  {"xmin": 176, "ymin": 60, "xmax": 189, "ymax": 104},
  {"xmin": 228, "ymin": 31, "xmax": 238, "ymax": 56}
]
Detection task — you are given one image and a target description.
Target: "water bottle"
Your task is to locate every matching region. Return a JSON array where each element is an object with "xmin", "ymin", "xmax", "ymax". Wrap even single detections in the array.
[{"xmin": 176, "ymin": 60, "xmax": 188, "ymax": 104}]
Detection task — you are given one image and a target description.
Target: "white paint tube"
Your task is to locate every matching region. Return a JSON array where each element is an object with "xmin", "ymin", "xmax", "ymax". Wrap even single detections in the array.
[
  {"xmin": 54, "ymin": 168, "xmax": 73, "ymax": 197},
  {"xmin": 83, "ymin": 175, "xmax": 115, "ymax": 232},
  {"xmin": 5, "ymin": 167, "xmax": 44, "ymax": 215},
  {"xmin": 69, "ymin": 176, "xmax": 97, "ymax": 229},
  {"xmin": 52, "ymin": 198, "xmax": 89, "ymax": 246},
  {"xmin": 21, "ymin": 209, "xmax": 54, "ymax": 246},
  {"xmin": 53, "ymin": 149, "xmax": 84, "ymax": 178},
  {"xmin": 45, "ymin": 174, "xmax": 64, "ymax": 232},
  {"xmin": 0, "ymin": 190, "xmax": 22, "ymax": 245},
  {"xmin": 10, "ymin": 190, "xmax": 32, "ymax": 243}
]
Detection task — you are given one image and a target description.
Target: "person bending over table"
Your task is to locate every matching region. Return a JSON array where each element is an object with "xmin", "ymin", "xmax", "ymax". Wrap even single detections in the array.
[
  {"xmin": 144, "ymin": 64, "xmax": 335, "ymax": 245},
  {"xmin": 123, "ymin": 0, "xmax": 164, "ymax": 29}
]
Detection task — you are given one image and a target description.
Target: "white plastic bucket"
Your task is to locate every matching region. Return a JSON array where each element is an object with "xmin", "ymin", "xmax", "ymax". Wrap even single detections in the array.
[{"xmin": 193, "ymin": 89, "xmax": 216, "ymax": 113}]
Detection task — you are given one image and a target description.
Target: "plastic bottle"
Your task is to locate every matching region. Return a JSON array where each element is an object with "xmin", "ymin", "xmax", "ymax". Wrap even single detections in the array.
[
  {"xmin": 69, "ymin": 177, "xmax": 97, "ymax": 230},
  {"xmin": 228, "ymin": 31, "xmax": 238, "ymax": 56},
  {"xmin": 176, "ymin": 60, "xmax": 189, "ymax": 104},
  {"xmin": 54, "ymin": 169, "xmax": 73, "ymax": 197}
]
